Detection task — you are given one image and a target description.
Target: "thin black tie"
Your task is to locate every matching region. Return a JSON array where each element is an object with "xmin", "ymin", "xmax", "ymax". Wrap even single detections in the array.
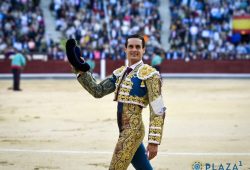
[{"xmin": 126, "ymin": 67, "xmax": 133, "ymax": 75}]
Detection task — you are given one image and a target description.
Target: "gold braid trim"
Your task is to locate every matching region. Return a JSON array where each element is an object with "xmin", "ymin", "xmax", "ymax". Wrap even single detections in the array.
[
  {"xmin": 113, "ymin": 66, "xmax": 126, "ymax": 77},
  {"xmin": 117, "ymin": 94, "xmax": 148, "ymax": 107},
  {"xmin": 137, "ymin": 64, "xmax": 160, "ymax": 80}
]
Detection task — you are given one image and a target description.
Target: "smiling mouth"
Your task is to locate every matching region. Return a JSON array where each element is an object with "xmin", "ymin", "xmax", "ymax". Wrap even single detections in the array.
[{"xmin": 130, "ymin": 52, "xmax": 138, "ymax": 57}]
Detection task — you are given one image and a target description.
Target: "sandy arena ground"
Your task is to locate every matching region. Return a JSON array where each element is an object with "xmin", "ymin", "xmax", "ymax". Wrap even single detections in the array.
[{"xmin": 0, "ymin": 78, "xmax": 250, "ymax": 170}]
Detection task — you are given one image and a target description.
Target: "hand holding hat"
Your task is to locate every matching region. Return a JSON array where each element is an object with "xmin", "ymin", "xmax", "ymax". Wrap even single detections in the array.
[{"xmin": 66, "ymin": 39, "xmax": 90, "ymax": 72}]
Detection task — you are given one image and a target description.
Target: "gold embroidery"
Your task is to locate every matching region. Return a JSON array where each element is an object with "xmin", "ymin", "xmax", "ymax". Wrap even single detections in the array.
[
  {"xmin": 114, "ymin": 74, "xmax": 149, "ymax": 107},
  {"xmin": 117, "ymin": 94, "xmax": 148, "ymax": 107},
  {"xmin": 148, "ymin": 136, "xmax": 161, "ymax": 143},
  {"xmin": 137, "ymin": 64, "xmax": 159, "ymax": 80},
  {"xmin": 149, "ymin": 128, "xmax": 162, "ymax": 134},
  {"xmin": 145, "ymin": 73, "xmax": 165, "ymax": 145},
  {"xmin": 150, "ymin": 116, "xmax": 164, "ymax": 127},
  {"xmin": 119, "ymin": 87, "xmax": 130, "ymax": 94},
  {"xmin": 77, "ymin": 72, "xmax": 116, "ymax": 98},
  {"xmin": 109, "ymin": 103, "xmax": 144, "ymax": 170},
  {"xmin": 113, "ymin": 66, "xmax": 126, "ymax": 77},
  {"xmin": 123, "ymin": 81, "xmax": 133, "ymax": 87}
]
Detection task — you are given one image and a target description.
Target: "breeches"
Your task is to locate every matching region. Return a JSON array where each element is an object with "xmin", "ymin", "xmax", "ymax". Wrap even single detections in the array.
[{"xmin": 109, "ymin": 102, "xmax": 152, "ymax": 170}]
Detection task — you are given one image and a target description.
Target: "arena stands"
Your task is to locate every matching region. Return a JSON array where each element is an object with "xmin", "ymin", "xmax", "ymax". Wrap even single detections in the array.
[
  {"xmin": 0, "ymin": 0, "xmax": 250, "ymax": 63},
  {"xmin": 168, "ymin": 0, "xmax": 250, "ymax": 61},
  {"xmin": 49, "ymin": 0, "xmax": 163, "ymax": 60}
]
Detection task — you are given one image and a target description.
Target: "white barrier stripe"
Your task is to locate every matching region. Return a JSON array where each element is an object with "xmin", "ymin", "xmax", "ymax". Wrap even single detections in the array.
[
  {"xmin": 0, "ymin": 149, "xmax": 250, "ymax": 156},
  {"xmin": 0, "ymin": 149, "xmax": 110, "ymax": 154},
  {"xmin": 159, "ymin": 152, "xmax": 250, "ymax": 156}
]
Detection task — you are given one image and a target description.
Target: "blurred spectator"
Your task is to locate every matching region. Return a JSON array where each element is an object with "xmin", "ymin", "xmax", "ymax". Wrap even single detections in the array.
[
  {"xmin": 10, "ymin": 49, "xmax": 26, "ymax": 91},
  {"xmin": 47, "ymin": 42, "xmax": 65, "ymax": 60},
  {"xmin": 86, "ymin": 57, "xmax": 96, "ymax": 73},
  {"xmin": 0, "ymin": 0, "xmax": 45, "ymax": 57},
  {"xmin": 151, "ymin": 52, "xmax": 164, "ymax": 72}
]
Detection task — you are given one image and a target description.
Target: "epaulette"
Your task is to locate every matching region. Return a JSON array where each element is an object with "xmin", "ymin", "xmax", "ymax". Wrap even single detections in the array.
[
  {"xmin": 113, "ymin": 66, "xmax": 126, "ymax": 77},
  {"xmin": 137, "ymin": 64, "xmax": 159, "ymax": 80}
]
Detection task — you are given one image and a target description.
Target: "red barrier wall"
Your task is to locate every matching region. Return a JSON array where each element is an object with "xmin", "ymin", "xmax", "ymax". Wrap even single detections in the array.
[{"xmin": 1, "ymin": 60, "xmax": 250, "ymax": 74}]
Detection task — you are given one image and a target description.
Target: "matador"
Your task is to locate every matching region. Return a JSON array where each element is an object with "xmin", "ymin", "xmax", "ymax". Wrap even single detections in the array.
[{"xmin": 68, "ymin": 34, "xmax": 166, "ymax": 170}]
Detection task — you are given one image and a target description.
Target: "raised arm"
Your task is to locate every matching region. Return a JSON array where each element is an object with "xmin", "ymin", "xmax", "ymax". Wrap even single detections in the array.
[
  {"xmin": 77, "ymin": 71, "xmax": 116, "ymax": 98},
  {"xmin": 66, "ymin": 38, "xmax": 115, "ymax": 98}
]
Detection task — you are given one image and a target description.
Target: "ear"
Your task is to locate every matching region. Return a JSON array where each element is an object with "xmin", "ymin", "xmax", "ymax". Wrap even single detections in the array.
[
  {"xmin": 124, "ymin": 46, "xmax": 127, "ymax": 53},
  {"xmin": 142, "ymin": 47, "xmax": 146, "ymax": 54}
]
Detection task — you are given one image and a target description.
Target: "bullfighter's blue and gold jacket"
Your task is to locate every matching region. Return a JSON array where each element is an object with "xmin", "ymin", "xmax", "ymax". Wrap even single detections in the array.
[{"xmin": 76, "ymin": 62, "xmax": 166, "ymax": 145}]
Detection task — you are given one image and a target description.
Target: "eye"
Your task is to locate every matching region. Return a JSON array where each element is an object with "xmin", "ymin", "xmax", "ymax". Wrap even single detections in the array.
[
  {"xmin": 128, "ymin": 45, "xmax": 133, "ymax": 49},
  {"xmin": 136, "ymin": 45, "xmax": 141, "ymax": 49}
]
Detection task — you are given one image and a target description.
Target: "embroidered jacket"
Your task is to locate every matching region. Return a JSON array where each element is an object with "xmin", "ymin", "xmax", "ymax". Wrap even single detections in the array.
[{"xmin": 77, "ymin": 63, "xmax": 166, "ymax": 144}]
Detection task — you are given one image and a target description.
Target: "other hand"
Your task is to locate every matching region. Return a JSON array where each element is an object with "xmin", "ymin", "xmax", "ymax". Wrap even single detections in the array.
[{"xmin": 146, "ymin": 143, "xmax": 158, "ymax": 160}]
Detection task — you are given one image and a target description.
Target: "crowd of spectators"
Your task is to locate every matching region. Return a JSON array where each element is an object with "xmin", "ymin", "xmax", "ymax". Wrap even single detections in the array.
[
  {"xmin": 0, "ymin": 0, "xmax": 45, "ymax": 59},
  {"xmin": 49, "ymin": 0, "xmax": 163, "ymax": 60},
  {"xmin": 168, "ymin": 0, "xmax": 250, "ymax": 61},
  {"xmin": 1, "ymin": 0, "xmax": 250, "ymax": 62}
]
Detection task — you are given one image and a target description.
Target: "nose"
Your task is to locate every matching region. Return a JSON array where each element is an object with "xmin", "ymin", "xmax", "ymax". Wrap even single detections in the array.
[{"xmin": 131, "ymin": 46, "xmax": 137, "ymax": 51}]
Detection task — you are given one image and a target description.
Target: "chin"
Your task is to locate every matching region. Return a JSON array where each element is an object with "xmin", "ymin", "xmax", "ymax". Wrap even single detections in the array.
[
  {"xmin": 130, "ymin": 58, "xmax": 140, "ymax": 64},
  {"xmin": 130, "ymin": 57, "xmax": 139, "ymax": 60}
]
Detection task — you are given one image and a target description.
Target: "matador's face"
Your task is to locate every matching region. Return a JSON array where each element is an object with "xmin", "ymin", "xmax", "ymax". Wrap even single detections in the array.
[{"xmin": 125, "ymin": 38, "xmax": 145, "ymax": 66}]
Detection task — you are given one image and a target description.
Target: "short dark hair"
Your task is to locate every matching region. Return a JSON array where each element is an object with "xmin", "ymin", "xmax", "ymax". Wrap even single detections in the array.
[{"xmin": 125, "ymin": 34, "xmax": 145, "ymax": 48}]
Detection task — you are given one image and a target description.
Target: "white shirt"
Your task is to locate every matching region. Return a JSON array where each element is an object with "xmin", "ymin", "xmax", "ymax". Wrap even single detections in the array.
[{"xmin": 128, "ymin": 60, "xmax": 143, "ymax": 70}]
